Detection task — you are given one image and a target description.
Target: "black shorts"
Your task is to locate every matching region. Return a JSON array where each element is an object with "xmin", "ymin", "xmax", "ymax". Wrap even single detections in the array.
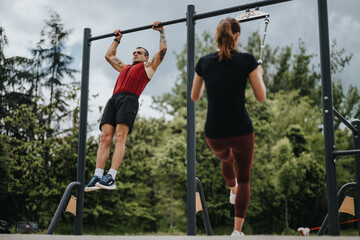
[{"xmin": 99, "ymin": 92, "xmax": 139, "ymax": 134}]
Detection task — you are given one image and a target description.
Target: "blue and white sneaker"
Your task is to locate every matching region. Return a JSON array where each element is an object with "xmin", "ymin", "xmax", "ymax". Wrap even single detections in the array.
[
  {"xmin": 96, "ymin": 174, "xmax": 116, "ymax": 190},
  {"xmin": 84, "ymin": 175, "xmax": 101, "ymax": 192}
]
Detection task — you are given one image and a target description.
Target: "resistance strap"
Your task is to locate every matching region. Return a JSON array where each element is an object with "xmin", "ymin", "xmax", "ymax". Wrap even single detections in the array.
[{"xmin": 258, "ymin": 16, "xmax": 270, "ymax": 65}]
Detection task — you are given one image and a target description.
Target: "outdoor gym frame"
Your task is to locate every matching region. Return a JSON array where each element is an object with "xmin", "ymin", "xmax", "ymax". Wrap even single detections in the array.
[{"xmin": 47, "ymin": 0, "xmax": 360, "ymax": 236}]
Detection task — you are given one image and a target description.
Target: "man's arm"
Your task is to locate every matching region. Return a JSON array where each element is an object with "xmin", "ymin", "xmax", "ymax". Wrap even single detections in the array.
[
  {"xmin": 145, "ymin": 21, "xmax": 167, "ymax": 79},
  {"xmin": 105, "ymin": 29, "xmax": 126, "ymax": 72}
]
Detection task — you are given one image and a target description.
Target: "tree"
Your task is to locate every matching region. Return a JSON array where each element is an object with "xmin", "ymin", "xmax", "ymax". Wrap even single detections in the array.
[
  {"xmin": 30, "ymin": 44, "xmax": 47, "ymax": 115},
  {"xmin": 0, "ymin": 13, "xmax": 80, "ymax": 229},
  {"xmin": 285, "ymin": 124, "xmax": 309, "ymax": 157},
  {"xmin": 0, "ymin": 25, "xmax": 34, "ymax": 137},
  {"xmin": 153, "ymin": 134, "xmax": 187, "ymax": 232},
  {"xmin": 276, "ymin": 154, "xmax": 325, "ymax": 230},
  {"xmin": 37, "ymin": 10, "xmax": 78, "ymax": 133}
]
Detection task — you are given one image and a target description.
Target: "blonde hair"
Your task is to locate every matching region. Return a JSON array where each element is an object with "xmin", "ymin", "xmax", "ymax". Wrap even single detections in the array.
[{"xmin": 215, "ymin": 18, "xmax": 240, "ymax": 62}]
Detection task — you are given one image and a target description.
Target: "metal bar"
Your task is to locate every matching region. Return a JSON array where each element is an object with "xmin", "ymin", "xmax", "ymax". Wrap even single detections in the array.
[
  {"xmin": 317, "ymin": 182, "xmax": 357, "ymax": 235},
  {"xmin": 196, "ymin": 178, "xmax": 213, "ymax": 235},
  {"xmin": 186, "ymin": 4, "xmax": 196, "ymax": 236},
  {"xmin": 89, "ymin": 18, "xmax": 186, "ymax": 42},
  {"xmin": 317, "ymin": 215, "xmax": 328, "ymax": 235},
  {"xmin": 333, "ymin": 108, "xmax": 358, "ymax": 134},
  {"xmin": 89, "ymin": 0, "xmax": 292, "ymax": 42},
  {"xmin": 47, "ymin": 181, "xmax": 81, "ymax": 234},
  {"xmin": 74, "ymin": 28, "xmax": 91, "ymax": 235},
  {"xmin": 352, "ymin": 120, "xmax": 360, "ymax": 235},
  {"xmin": 333, "ymin": 149, "xmax": 360, "ymax": 157},
  {"xmin": 317, "ymin": 0, "xmax": 339, "ymax": 235},
  {"xmin": 193, "ymin": 0, "xmax": 291, "ymax": 21}
]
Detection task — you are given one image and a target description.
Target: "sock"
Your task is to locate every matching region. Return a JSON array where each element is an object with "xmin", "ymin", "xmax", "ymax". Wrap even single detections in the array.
[
  {"xmin": 108, "ymin": 168, "xmax": 118, "ymax": 180},
  {"xmin": 94, "ymin": 168, "xmax": 104, "ymax": 178}
]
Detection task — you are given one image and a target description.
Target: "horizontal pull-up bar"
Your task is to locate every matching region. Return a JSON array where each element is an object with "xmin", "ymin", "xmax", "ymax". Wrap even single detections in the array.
[
  {"xmin": 89, "ymin": 0, "xmax": 292, "ymax": 42},
  {"xmin": 89, "ymin": 18, "xmax": 186, "ymax": 42},
  {"xmin": 333, "ymin": 149, "xmax": 360, "ymax": 157},
  {"xmin": 333, "ymin": 108, "xmax": 358, "ymax": 134}
]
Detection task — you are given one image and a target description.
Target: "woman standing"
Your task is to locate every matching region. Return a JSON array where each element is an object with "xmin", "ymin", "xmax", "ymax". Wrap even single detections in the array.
[{"xmin": 191, "ymin": 17, "xmax": 266, "ymax": 236}]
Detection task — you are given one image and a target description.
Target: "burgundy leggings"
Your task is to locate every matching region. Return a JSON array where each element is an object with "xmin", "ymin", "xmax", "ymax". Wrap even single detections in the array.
[{"xmin": 206, "ymin": 133, "xmax": 254, "ymax": 218}]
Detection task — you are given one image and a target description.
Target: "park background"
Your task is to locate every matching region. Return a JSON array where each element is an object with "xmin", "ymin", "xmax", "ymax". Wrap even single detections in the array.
[{"xmin": 1, "ymin": 0, "xmax": 360, "ymax": 235}]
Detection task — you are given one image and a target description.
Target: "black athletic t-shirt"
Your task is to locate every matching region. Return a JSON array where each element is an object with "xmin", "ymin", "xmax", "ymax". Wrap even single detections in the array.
[{"xmin": 195, "ymin": 50, "xmax": 258, "ymax": 138}]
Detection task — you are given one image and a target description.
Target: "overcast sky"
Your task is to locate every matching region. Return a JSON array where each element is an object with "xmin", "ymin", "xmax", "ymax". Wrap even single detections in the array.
[{"xmin": 1, "ymin": 0, "xmax": 359, "ymax": 133}]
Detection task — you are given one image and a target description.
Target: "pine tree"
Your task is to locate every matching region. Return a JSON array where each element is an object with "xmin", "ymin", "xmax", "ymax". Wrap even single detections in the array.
[
  {"xmin": 0, "ymin": 25, "xmax": 34, "ymax": 138},
  {"xmin": 37, "ymin": 10, "xmax": 78, "ymax": 133}
]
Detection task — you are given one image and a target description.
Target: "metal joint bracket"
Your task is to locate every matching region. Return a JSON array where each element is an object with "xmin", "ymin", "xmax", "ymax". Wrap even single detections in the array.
[{"xmin": 235, "ymin": 8, "xmax": 269, "ymax": 23}]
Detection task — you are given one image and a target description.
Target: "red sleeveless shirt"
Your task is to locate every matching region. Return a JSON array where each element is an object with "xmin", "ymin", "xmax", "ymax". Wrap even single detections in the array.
[{"xmin": 113, "ymin": 62, "xmax": 150, "ymax": 97}]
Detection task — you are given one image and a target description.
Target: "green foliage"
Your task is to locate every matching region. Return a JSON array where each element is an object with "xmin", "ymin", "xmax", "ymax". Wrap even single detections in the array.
[
  {"xmin": 1, "ymin": 12, "xmax": 359, "ymax": 236},
  {"xmin": 2, "ymin": 104, "xmax": 79, "ymax": 227},
  {"xmin": 0, "ymin": 10, "xmax": 79, "ymax": 229}
]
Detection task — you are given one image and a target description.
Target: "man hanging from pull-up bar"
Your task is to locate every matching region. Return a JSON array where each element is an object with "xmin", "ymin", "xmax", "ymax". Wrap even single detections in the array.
[{"xmin": 85, "ymin": 21, "xmax": 167, "ymax": 191}]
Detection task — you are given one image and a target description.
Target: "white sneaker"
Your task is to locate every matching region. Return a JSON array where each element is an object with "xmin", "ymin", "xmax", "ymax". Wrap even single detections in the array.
[
  {"xmin": 229, "ymin": 182, "xmax": 238, "ymax": 204},
  {"xmin": 231, "ymin": 230, "xmax": 245, "ymax": 236}
]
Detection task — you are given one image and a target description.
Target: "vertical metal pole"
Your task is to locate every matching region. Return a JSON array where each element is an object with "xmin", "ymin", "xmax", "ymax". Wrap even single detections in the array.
[
  {"xmin": 186, "ymin": 4, "xmax": 196, "ymax": 236},
  {"xmin": 74, "ymin": 28, "xmax": 91, "ymax": 235},
  {"xmin": 317, "ymin": 0, "xmax": 339, "ymax": 235},
  {"xmin": 352, "ymin": 120, "xmax": 360, "ymax": 235}
]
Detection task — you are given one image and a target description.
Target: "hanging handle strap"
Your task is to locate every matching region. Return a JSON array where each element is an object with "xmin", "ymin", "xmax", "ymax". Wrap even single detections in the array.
[{"xmin": 258, "ymin": 17, "xmax": 270, "ymax": 65}]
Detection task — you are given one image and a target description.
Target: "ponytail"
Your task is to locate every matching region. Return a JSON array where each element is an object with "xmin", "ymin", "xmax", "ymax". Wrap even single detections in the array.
[{"xmin": 215, "ymin": 18, "xmax": 240, "ymax": 62}]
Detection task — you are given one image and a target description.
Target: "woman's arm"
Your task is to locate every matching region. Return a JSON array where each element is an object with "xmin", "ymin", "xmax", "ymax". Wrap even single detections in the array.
[
  {"xmin": 249, "ymin": 65, "xmax": 266, "ymax": 103},
  {"xmin": 191, "ymin": 73, "xmax": 205, "ymax": 102}
]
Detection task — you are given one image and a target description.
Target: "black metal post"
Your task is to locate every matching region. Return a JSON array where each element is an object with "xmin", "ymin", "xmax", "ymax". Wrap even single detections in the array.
[
  {"xmin": 352, "ymin": 120, "xmax": 360, "ymax": 235},
  {"xmin": 47, "ymin": 181, "xmax": 80, "ymax": 234},
  {"xmin": 317, "ymin": 0, "xmax": 339, "ymax": 235},
  {"xmin": 196, "ymin": 178, "xmax": 213, "ymax": 235},
  {"xmin": 186, "ymin": 4, "xmax": 196, "ymax": 236},
  {"xmin": 74, "ymin": 28, "xmax": 91, "ymax": 235}
]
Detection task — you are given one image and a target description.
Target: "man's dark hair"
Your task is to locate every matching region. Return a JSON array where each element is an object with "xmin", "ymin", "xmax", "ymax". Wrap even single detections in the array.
[{"xmin": 136, "ymin": 47, "xmax": 149, "ymax": 57}]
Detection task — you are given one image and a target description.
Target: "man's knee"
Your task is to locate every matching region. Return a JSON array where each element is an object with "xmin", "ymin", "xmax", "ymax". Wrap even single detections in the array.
[
  {"xmin": 100, "ymin": 131, "xmax": 113, "ymax": 145},
  {"xmin": 114, "ymin": 125, "xmax": 129, "ymax": 144}
]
